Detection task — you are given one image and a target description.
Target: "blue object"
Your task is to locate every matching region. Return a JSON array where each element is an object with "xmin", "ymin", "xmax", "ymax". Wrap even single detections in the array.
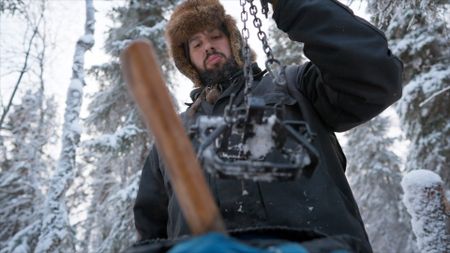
[{"xmin": 168, "ymin": 232, "xmax": 308, "ymax": 253}]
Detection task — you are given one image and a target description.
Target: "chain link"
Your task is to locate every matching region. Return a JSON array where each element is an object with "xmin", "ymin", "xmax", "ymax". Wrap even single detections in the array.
[
  {"xmin": 241, "ymin": 0, "xmax": 286, "ymax": 86},
  {"xmin": 240, "ymin": 0, "xmax": 254, "ymax": 98}
]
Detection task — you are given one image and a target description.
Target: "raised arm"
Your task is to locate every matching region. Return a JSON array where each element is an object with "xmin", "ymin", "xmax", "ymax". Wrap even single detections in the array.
[{"xmin": 273, "ymin": 0, "xmax": 403, "ymax": 131}]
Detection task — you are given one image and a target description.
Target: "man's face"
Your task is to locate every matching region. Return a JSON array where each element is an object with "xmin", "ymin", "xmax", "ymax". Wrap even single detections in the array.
[{"xmin": 188, "ymin": 28, "xmax": 232, "ymax": 72}]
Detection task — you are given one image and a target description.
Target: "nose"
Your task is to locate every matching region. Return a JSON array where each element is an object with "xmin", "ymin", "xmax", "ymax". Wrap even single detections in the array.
[{"xmin": 203, "ymin": 38, "xmax": 215, "ymax": 54}]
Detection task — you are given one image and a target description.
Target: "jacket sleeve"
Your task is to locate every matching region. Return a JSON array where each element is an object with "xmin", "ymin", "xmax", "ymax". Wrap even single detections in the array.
[
  {"xmin": 133, "ymin": 145, "xmax": 168, "ymax": 240},
  {"xmin": 272, "ymin": 0, "xmax": 403, "ymax": 132}
]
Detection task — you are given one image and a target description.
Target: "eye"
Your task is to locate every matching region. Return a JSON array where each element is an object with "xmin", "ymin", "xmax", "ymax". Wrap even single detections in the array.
[
  {"xmin": 190, "ymin": 41, "xmax": 201, "ymax": 49},
  {"xmin": 212, "ymin": 34, "xmax": 222, "ymax": 40}
]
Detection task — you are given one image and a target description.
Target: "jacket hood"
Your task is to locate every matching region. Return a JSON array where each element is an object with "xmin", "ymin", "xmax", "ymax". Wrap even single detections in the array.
[{"xmin": 166, "ymin": 0, "xmax": 255, "ymax": 87}]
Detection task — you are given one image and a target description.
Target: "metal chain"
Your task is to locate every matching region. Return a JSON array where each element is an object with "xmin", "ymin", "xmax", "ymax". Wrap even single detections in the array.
[
  {"xmin": 244, "ymin": 0, "xmax": 286, "ymax": 86},
  {"xmin": 240, "ymin": 0, "xmax": 254, "ymax": 99}
]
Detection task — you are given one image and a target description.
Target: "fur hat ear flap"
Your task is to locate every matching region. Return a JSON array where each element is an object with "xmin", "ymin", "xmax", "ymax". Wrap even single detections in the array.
[{"xmin": 166, "ymin": 0, "xmax": 256, "ymax": 87}]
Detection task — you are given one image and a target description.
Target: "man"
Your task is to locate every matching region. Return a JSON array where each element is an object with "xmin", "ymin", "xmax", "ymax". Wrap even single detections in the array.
[{"xmin": 133, "ymin": 0, "xmax": 403, "ymax": 252}]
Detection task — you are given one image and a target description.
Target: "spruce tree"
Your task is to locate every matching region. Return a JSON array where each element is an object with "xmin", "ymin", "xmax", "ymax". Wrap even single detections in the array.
[
  {"xmin": 344, "ymin": 116, "xmax": 417, "ymax": 253},
  {"xmin": 0, "ymin": 90, "xmax": 57, "ymax": 252},
  {"xmin": 367, "ymin": 0, "xmax": 449, "ymax": 184},
  {"xmin": 268, "ymin": 20, "xmax": 307, "ymax": 66},
  {"xmin": 345, "ymin": 0, "xmax": 449, "ymax": 251}
]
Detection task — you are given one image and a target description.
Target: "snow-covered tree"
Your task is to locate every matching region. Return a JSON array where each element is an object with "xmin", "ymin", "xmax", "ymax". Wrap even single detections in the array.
[
  {"xmin": 268, "ymin": 20, "xmax": 306, "ymax": 66},
  {"xmin": 401, "ymin": 170, "xmax": 449, "ymax": 253},
  {"xmin": 0, "ymin": 90, "xmax": 57, "ymax": 252},
  {"xmin": 34, "ymin": 0, "xmax": 95, "ymax": 252},
  {"xmin": 344, "ymin": 0, "xmax": 449, "ymax": 250},
  {"xmin": 344, "ymin": 116, "xmax": 417, "ymax": 253},
  {"xmin": 0, "ymin": 1, "xmax": 63, "ymax": 251},
  {"xmin": 79, "ymin": 1, "xmax": 180, "ymax": 252},
  {"xmin": 366, "ymin": 0, "xmax": 450, "ymax": 183}
]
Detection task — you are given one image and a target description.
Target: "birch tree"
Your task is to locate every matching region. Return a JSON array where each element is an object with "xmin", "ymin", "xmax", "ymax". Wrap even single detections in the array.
[
  {"xmin": 0, "ymin": 1, "xmax": 60, "ymax": 251},
  {"xmin": 34, "ymin": 0, "xmax": 95, "ymax": 252},
  {"xmin": 80, "ymin": 1, "xmax": 180, "ymax": 252}
]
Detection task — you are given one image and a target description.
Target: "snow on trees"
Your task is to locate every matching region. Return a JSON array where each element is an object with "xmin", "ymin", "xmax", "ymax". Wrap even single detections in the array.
[
  {"xmin": 34, "ymin": 0, "xmax": 95, "ymax": 252},
  {"xmin": 344, "ymin": 0, "xmax": 449, "ymax": 250},
  {"xmin": 79, "ymin": 1, "xmax": 181, "ymax": 252},
  {"xmin": 344, "ymin": 115, "xmax": 417, "ymax": 253},
  {"xmin": 401, "ymin": 170, "xmax": 450, "ymax": 253},
  {"xmin": 368, "ymin": 0, "xmax": 449, "ymax": 182},
  {"xmin": 268, "ymin": 19, "xmax": 307, "ymax": 66},
  {"xmin": 0, "ymin": 91, "xmax": 57, "ymax": 252},
  {"xmin": 0, "ymin": 1, "xmax": 60, "ymax": 251}
]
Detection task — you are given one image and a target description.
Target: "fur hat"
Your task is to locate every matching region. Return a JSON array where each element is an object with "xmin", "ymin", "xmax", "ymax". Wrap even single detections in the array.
[{"xmin": 166, "ymin": 0, "xmax": 255, "ymax": 87}]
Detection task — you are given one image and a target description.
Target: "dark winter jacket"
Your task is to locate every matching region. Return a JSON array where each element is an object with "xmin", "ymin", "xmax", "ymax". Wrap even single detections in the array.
[{"xmin": 133, "ymin": 0, "xmax": 403, "ymax": 252}]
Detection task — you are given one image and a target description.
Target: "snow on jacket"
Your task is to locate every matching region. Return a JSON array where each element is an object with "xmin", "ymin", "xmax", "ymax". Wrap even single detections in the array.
[{"xmin": 133, "ymin": 1, "xmax": 403, "ymax": 252}]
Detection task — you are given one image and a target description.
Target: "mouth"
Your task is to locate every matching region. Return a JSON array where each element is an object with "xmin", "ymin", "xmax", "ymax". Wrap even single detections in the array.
[{"xmin": 205, "ymin": 54, "xmax": 224, "ymax": 66}]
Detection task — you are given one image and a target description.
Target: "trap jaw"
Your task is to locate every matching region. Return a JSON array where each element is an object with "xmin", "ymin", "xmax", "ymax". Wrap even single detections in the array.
[{"xmin": 190, "ymin": 96, "xmax": 319, "ymax": 182}]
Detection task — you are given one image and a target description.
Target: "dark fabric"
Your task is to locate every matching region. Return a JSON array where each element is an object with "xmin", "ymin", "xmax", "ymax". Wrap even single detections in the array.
[{"xmin": 133, "ymin": 1, "xmax": 403, "ymax": 253}]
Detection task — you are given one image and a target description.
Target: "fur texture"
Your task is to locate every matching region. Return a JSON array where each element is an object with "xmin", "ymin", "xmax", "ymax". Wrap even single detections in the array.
[{"xmin": 166, "ymin": 0, "xmax": 255, "ymax": 87}]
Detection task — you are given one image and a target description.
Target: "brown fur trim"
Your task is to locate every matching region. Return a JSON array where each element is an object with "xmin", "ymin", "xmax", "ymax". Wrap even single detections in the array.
[{"xmin": 166, "ymin": 0, "xmax": 255, "ymax": 87}]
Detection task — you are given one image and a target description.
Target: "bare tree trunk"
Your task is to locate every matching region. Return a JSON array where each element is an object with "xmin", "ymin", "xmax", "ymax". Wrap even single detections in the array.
[
  {"xmin": 0, "ymin": 14, "xmax": 42, "ymax": 130},
  {"xmin": 35, "ymin": 0, "xmax": 95, "ymax": 252},
  {"xmin": 401, "ymin": 170, "xmax": 450, "ymax": 253}
]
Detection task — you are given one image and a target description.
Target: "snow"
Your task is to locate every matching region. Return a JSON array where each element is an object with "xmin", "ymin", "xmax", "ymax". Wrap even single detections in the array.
[
  {"xmin": 111, "ymin": 39, "xmax": 133, "ymax": 52},
  {"xmin": 197, "ymin": 116, "xmax": 225, "ymax": 126},
  {"xmin": 70, "ymin": 120, "xmax": 82, "ymax": 136},
  {"xmin": 401, "ymin": 169, "xmax": 442, "ymax": 189},
  {"xmin": 397, "ymin": 64, "xmax": 450, "ymax": 122},
  {"xmin": 401, "ymin": 170, "xmax": 449, "ymax": 253},
  {"xmin": 79, "ymin": 34, "xmax": 95, "ymax": 46},
  {"xmin": 244, "ymin": 114, "xmax": 277, "ymax": 158},
  {"xmin": 135, "ymin": 22, "xmax": 165, "ymax": 37},
  {"xmin": 83, "ymin": 124, "xmax": 143, "ymax": 151}
]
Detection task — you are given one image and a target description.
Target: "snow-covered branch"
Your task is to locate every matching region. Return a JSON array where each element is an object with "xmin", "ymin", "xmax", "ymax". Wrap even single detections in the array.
[
  {"xmin": 419, "ymin": 86, "xmax": 450, "ymax": 107},
  {"xmin": 82, "ymin": 124, "xmax": 144, "ymax": 152}
]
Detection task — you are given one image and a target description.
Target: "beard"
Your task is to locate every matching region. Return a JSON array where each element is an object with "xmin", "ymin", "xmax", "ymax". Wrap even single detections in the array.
[{"xmin": 198, "ymin": 57, "xmax": 240, "ymax": 88}]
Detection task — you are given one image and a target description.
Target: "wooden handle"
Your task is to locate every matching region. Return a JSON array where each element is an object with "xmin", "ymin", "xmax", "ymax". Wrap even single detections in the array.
[{"xmin": 121, "ymin": 40, "xmax": 225, "ymax": 235}]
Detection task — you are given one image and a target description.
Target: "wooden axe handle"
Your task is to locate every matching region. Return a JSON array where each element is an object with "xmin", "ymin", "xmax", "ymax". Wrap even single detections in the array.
[{"xmin": 121, "ymin": 40, "xmax": 225, "ymax": 235}]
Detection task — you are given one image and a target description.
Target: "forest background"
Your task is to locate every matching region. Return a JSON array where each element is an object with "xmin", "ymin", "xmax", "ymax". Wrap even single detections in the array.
[{"xmin": 0, "ymin": 0, "xmax": 449, "ymax": 252}]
